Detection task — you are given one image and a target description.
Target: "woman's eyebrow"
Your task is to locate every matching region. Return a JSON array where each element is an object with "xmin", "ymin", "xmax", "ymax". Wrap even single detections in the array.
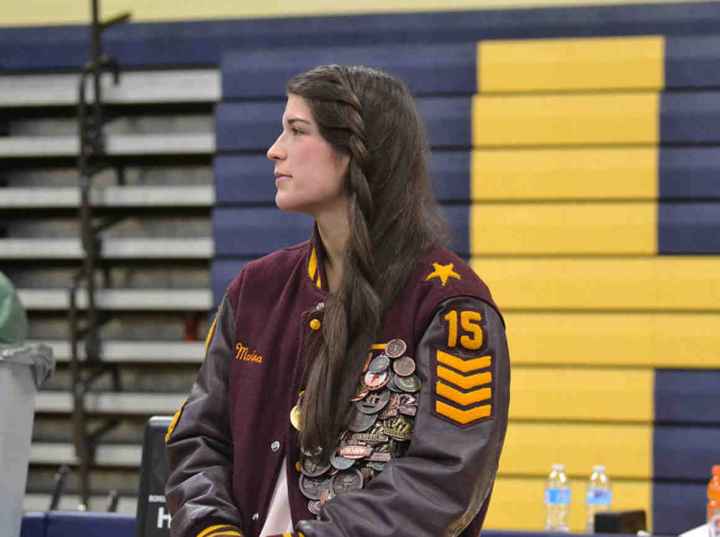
[{"xmin": 287, "ymin": 117, "xmax": 311, "ymax": 125}]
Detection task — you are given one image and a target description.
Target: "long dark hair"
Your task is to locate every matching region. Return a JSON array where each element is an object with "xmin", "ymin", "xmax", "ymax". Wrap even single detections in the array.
[{"xmin": 288, "ymin": 65, "xmax": 448, "ymax": 457}]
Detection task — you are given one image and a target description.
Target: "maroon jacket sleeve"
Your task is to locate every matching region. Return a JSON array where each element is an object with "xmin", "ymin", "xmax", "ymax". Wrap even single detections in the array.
[
  {"xmin": 290, "ymin": 296, "xmax": 511, "ymax": 537},
  {"xmin": 165, "ymin": 294, "xmax": 246, "ymax": 537}
]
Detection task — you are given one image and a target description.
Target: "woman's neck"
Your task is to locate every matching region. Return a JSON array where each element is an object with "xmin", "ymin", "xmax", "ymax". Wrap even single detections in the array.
[{"xmin": 315, "ymin": 210, "xmax": 349, "ymax": 294}]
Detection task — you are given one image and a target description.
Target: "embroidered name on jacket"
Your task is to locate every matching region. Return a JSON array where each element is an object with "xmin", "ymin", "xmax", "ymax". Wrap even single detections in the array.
[
  {"xmin": 234, "ymin": 341, "xmax": 264, "ymax": 364},
  {"xmin": 434, "ymin": 308, "xmax": 493, "ymax": 426}
]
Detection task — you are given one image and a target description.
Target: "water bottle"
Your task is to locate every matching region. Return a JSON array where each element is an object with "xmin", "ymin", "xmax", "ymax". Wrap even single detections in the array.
[
  {"xmin": 586, "ymin": 465, "xmax": 612, "ymax": 532},
  {"xmin": 708, "ymin": 465, "xmax": 720, "ymax": 537},
  {"xmin": 545, "ymin": 463, "xmax": 571, "ymax": 531}
]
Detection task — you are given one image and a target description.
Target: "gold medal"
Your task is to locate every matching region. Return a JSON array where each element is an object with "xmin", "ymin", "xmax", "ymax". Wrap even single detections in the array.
[
  {"xmin": 291, "ymin": 390, "xmax": 304, "ymax": 431},
  {"xmin": 290, "ymin": 404, "xmax": 303, "ymax": 431}
]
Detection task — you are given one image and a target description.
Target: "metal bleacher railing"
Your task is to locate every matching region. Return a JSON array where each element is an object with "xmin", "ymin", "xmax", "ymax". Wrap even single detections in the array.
[
  {"xmin": 67, "ymin": 0, "xmax": 135, "ymax": 509},
  {"xmin": 0, "ymin": 2, "xmax": 218, "ymax": 513}
]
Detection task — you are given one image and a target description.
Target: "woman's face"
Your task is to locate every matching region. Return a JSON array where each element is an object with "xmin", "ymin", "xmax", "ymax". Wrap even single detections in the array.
[{"xmin": 267, "ymin": 94, "xmax": 350, "ymax": 216}]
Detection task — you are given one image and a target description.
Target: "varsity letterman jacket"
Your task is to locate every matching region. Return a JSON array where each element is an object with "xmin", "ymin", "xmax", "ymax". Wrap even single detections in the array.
[{"xmin": 165, "ymin": 230, "xmax": 510, "ymax": 537}]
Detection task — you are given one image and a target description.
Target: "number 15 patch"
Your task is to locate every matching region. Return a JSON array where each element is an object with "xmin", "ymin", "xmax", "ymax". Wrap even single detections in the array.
[{"xmin": 433, "ymin": 309, "xmax": 493, "ymax": 426}]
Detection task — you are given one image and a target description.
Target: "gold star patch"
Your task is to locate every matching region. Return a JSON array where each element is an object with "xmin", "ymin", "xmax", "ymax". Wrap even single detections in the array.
[{"xmin": 425, "ymin": 262, "xmax": 461, "ymax": 287}]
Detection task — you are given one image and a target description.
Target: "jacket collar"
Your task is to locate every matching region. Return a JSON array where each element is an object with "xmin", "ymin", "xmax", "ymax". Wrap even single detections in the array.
[{"xmin": 306, "ymin": 223, "xmax": 328, "ymax": 293}]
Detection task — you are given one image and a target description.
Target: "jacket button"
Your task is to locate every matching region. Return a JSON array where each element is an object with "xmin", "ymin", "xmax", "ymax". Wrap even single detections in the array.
[
  {"xmin": 251, "ymin": 513, "xmax": 259, "ymax": 521},
  {"xmin": 271, "ymin": 440, "xmax": 281, "ymax": 452},
  {"xmin": 309, "ymin": 318, "xmax": 321, "ymax": 331}
]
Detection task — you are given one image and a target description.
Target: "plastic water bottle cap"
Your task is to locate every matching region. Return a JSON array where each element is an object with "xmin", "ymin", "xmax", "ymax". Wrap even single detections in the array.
[
  {"xmin": 593, "ymin": 465, "xmax": 606, "ymax": 472},
  {"xmin": 552, "ymin": 463, "xmax": 565, "ymax": 471}
]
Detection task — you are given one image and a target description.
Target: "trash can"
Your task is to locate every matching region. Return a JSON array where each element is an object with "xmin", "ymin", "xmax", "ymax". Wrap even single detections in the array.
[{"xmin": 0, "ymin": 273, "xmax": 55, "ymax": 537}]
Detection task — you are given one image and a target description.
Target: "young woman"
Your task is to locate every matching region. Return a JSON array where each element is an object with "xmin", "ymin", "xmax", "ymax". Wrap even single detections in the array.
[{"xmin": 165, "ymin": 65, "xmax": 510, "ymax": 537}]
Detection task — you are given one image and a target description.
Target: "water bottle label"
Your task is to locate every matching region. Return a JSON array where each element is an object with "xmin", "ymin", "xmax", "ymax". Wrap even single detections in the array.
[
  {"xmin": 586, "ymin": 489, "xmax": 612, "ymax": 505},
  {"xmin": 709, "ymin": 513, "xmax": 720, "ymax": 537},
  {"xmin": 545, "ymin": 488, "xmax": 571, "ymax": 505}
]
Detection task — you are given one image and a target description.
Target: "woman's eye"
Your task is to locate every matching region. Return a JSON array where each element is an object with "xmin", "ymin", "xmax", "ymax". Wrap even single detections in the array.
[{"xmin": 291, "ymin": 128, "xmax": 303, "ymax": 135}]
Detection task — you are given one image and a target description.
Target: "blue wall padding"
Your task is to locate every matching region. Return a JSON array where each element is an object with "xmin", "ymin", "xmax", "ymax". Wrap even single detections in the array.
[
  {"xmin": 666, "ymin": 36, "xmax": 720, "ymax": 89},
  {"xmin": 655, "ymin": 369, "xmax": 720, "ymax": 423},
  {"xmin": 214, "ymin": 156, "xmax": 277, "ymax": 205},
  {"xmin": 212, "ymin": 259, "xmax": 249, "ymax": 302},
  {"xmin": 4, "ymin": 4, "xmax": 720, "ymax": 72},
  {"xmin": 45, "ymin": 512, "xmax": 135, "ymax": 537},
  {"xmin": 222, "ymin": 43, "xmax": 476, "ymax": 99},
  {"xmin": 213, "ymin": 205, "xmax": 468, "ymax": 256},
  {"xmin": 216, "ymin": 98, "xmax": 471, "ymax": 152},
  {"xmin": 653, "ymin": 482, "xmax": 708, "ymax": 535},
  {"xmin": 654, "ymin": 425, "xmax": 720, "ymax": 480},
  {"xmin": 430, "ymin": 151, "xmax": 471, "ymax": 202},
  {"xmin": 661, "ymin": 92, "xmax": 720, "ymax": 144},
  {"xmin": 660, "ymin": 148, "xmax": 720, "ymax": 200},
  {"xmin": 214, "ymin": 151, "xmax": 469, "ymax": 205},
  {"xmin": 659, "ymin": 202, "xmax": 720, "ymax": 253},
  {"xmin": 216, "ymin": 102, "xmax": 284, "ymax": 152},
  {"xmin": 213, "ymin": 207, "xmax": 313, "ymax": 256},
  {"xmin": 20, "ymin": 513, "xmax": 46, "ymax": 537}
]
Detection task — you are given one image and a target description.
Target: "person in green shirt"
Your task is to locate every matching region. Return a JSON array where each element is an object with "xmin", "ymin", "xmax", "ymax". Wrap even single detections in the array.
[{"xmin": 0, "ymin": 271, "xmax": 28, "ymax": 345}]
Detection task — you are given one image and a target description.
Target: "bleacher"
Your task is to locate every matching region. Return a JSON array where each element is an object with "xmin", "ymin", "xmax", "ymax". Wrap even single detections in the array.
[{"xmin": 2, "ymin": 1, "xmax": 720, "ymax": 534}]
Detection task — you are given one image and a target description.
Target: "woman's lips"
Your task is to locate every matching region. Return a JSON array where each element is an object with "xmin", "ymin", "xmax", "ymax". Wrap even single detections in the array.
[{"xmin": 275, "ymin": 175, "xmax": 291, "ymax": 185}]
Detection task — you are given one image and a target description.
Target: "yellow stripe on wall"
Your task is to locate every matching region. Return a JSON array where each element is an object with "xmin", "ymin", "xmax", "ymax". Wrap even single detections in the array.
[
  {"xmin": 470, "ymin": 202, "xmax": 656, "ymax": 255},
  {"xmin": 2, "ymin": 0, "xmax": 713, "ymax": 26},
  {"xmin": 499, "ymin": 422, "xmax": 652, "ymax": 479},
  {"xmin": 505, "ymin": 312, "xmax": 720, "ymax": 368},
  {"xmin": 485, "ymin": 476, "xmax": 652, "ymax": 531},
  {"xmin": 472, "ymin": 93, "xmax": 659, "ymax": 147},
  {"xmin": 470, "ymin": 257, "xmax": 720, "ymax": 311},
  {"xmin": 477, "ymin": 36, "xmax": 665, "ymax": 93},
  {"xmin": 509, "ymin": 367, "xmax": 654, "ymax": 422},
  {"xmin": 470, "ymin": 147, "xmax": 658, "ymax": 201}
]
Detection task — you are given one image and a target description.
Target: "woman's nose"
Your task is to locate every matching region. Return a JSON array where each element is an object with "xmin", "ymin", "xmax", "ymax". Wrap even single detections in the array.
[{"xmin": 266, "ymin": 135, "xmax": 285, "ymax": 161}]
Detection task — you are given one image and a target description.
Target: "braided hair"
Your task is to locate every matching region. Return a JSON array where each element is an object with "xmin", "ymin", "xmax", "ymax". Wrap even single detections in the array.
[{"xmin": 287, "ymin": 65, "xmax": 448, "ymax": 457}]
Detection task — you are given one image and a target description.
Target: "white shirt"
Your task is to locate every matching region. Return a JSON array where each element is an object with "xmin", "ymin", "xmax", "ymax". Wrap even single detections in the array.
[{"xmin": 259, "ymin": 457, "xmax": 294, "ymax": 536}]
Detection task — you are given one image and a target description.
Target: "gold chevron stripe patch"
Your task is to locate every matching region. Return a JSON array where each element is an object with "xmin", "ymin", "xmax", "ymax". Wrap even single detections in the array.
[
  {"xmin": 437, "ymin": 349, "xmax": 491, "ymax": 372},
  {"xmin": 434, "ymin": 349, "xmax": 493, "ymax": 426},
  {"xmin": 437, "ymin": 365, "xmax": 492, "ymax": 390},
  {"xmin": 436, "ymin": 400, "xmax": 492, "ymax": 424},
  {"xmin": 436, "ymin": 382, "xmax": 491, "ymax": 406}
]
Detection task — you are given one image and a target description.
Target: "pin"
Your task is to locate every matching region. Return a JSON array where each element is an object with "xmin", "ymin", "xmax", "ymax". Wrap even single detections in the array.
[
  {"xmin": 368, "ymin": 451, "xmax": 392, "ymax": 463},
  {"xmin": 363, "ymin": 370, "xmax": 389, "ymax": 391},
  {"xmin": 339, "ymin": 444, "xmax": 373, "ymax": 459},
  {"xmin": 348, "ymin": 409, "xmax": 378, "ymax": 432},
  {"xmin": 299, "ymin": 474, "xmax": 333, "ymax": 501},
  {"xmin": 379, "ymin": 393, "xmax": 401, "ymax": 419},
  {"xmin": 368, "ymin": 461, "xmax": 386, "ymax": 472},
  {"xmin": 393, "ymin": 356, "xmax": 416, "ymax": 377},
  {"xmin": 386, "ymin": 374, "xmax": 403, "ymax": 393},
  {"xmin": 307, "ymin": 500, "xmax": 322, "ymax": 516},
  {"xmin": 395, "ymin": 374, "xmax": 421, "ymax": 393},
  {"xmin": 301, "ymin": 457, "xmax": 331, "ymax": 478},
  {"xmin": 385, "ymin": 339, "xmax": 407, "ymax": 359},
  {"xmin": 383, "ymin": 415, "xmax": 413, "ymax": 441},
  {"xmin": 331, "ymin": 469, "xmax": 364, "ymax": 495},
  {"xmin": 355, "ymin": 390, "xmax": 390, "ymax": 415},
  {"xmin": 368, "ymin": 354, "xmax": 390, "ymax": 374},
  {"xmin": 330, "ymin": 452, "xmax": 356, "ymax": 471}
]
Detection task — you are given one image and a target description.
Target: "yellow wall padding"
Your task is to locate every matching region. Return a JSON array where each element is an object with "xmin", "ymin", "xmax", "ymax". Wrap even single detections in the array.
[
  {"xmin": 3, "ymin": 1, "xmax": 709, "ymax": 26},
  {"xmin": 471, "ymin": 257, "xmax": 720, "ymax": 311},
  {"xmin": 470, "ymin": 202, "xmax": 657, "ymax": 255},
  {"xmin": 509, "ymin": 367, "xmax": 654, "ymax": 422},
  {"xmin": 472, "ymin": 93, "xmax": 659, "ymax": 147},
  {"xmin": 485, "ymin": 476, "xmax": 652, "ymax": 531},
  {"xmin": 470, "ymin": 147, "xmax": 658, "ymax": 201},
  {"xmin": 499, "ymin": 422, "xmax": 652, "ymax": 478},
  {"xmin": 504, "ymin": 312, "xmax": 720, "ymax": 368},
  {"xmin": 477, "ymin": 36, "xmax": 664, "ymax": 93}
]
